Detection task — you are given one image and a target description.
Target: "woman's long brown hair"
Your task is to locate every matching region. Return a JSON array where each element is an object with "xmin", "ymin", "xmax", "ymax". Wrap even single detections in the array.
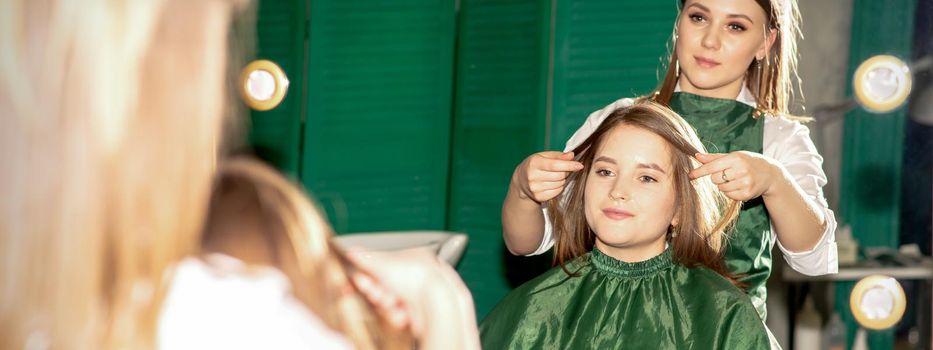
[{"xmin": 547, "ymin": 102, "xmax": 742, "ymax": 283}]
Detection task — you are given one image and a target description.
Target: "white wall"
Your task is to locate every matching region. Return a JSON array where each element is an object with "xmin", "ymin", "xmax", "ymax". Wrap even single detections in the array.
[{"xmin": 796, "ymin": 0, "xmax": 854, "ymax": 211}]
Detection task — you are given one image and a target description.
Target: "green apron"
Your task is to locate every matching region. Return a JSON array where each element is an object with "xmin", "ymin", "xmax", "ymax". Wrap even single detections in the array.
[
  {"xmin": 669, "ymin": 91, "xmax": 773, "ymax": 319},
  {"xmin": 480, "ymin": 248, "xmax": 770, "ymax": 349}
]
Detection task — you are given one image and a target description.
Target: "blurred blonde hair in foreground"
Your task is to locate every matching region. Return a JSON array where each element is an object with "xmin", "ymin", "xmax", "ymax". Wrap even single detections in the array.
[
  {"xmin": 0, "ymin": 0, "xmax": 396, "ymax": 349},
  {"xmin": 0, "ymin": 0, "xmax": 239, "ymax": 347}
]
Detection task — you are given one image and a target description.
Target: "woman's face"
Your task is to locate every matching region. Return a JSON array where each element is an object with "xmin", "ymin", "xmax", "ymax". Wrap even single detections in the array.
[
  {"xmin": 675, "ymin": 0, "xmax": 775, "ymax": 99},
  {"xmin": 584, "ymin": 125, "xmax": 679, "ymax": 262}
]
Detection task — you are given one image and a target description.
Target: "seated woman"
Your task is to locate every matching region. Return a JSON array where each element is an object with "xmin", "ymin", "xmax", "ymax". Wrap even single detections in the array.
[{"xmin": 480, "ymin": 101, "xmax": 772, "ymax": 349}]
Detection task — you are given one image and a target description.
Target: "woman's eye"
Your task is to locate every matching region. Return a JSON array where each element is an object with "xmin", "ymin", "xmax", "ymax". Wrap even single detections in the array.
[
  {"xmin": 596, "ymin": 169, "xmax": 615, "ymax": 177},
  {"xmin": 728, "ymin": 23, "xmax": 747, "ymax": 32},
  {"xmin": 638, "ymin": 175, "xmax": 658, "ymax": 183},
  {"xmin": 689, "ymin": 14, "xmax": 706, "ymax": 23}
]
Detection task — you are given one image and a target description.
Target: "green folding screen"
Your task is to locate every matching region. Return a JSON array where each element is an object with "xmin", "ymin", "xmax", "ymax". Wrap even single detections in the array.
[
  {"xmin": 449, "ymin": 0, "xmax": 552, "ymax": 319},
  {"xmin": 301, "ymin": 0, "xmax": 457, "ymax": 233},
  {"xmin": 549, "ymin": 1, "xmax": 676, "ymax": 146}
]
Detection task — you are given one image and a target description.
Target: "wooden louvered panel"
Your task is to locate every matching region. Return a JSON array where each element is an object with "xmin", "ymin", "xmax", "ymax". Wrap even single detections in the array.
[
  {"xmin": 550, "ymin": 0, "xmax": 676, "ymax": 147},
  {"xmin": 302, "ymin": 0, "xmax": 456, "ymax": 234},
  {"xmin": 310, "ymin": 173, "xmax": 438, "ymax": 233},
  {"xmin": 449, "ymin": 0, "xmax": 549, "ymax": 317}
]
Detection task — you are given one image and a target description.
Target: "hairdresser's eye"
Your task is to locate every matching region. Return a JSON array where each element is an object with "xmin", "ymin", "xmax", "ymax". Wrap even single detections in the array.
[
  {"xmin": 596, "ymin": 169, "xmax": 615, "ymax": 177},
  {"xmin": 638, "ymin": 175, "xmax": 658, "ymax": 183},
  {"xmin": 689, "ymin": 14, "xmax": 706, "ymax": 23},
  {"xmin": 727, "ymin": 23, "xmax": 747, "ymax": 32}
]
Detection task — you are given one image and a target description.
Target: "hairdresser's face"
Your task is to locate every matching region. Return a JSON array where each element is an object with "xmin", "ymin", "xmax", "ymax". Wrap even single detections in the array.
[
  {"xmin": 584, "ymin": 125, "xmax": 678, "ymax": 262},
  {"xmin": 676, "ymin": 0, "xmax": 774, "ymax": 99}
]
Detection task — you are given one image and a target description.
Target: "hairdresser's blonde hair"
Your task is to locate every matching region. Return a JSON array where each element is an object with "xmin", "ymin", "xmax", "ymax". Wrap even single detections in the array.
[{"xmin": 0, "ymin": 0, "xmax": 242, "ymax": 348}]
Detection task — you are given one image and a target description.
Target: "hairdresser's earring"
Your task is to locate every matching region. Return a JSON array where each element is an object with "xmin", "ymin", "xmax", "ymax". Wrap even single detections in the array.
[
  {"xmin": 668, "ymin": 225, "xmax": 678, "ymax": 239},
  {"xmin": 675, "ymin": 59, "xmax": 681, "ymax": 77}
]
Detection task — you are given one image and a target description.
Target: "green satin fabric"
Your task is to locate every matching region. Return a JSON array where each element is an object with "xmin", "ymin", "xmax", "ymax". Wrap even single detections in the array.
[
  {"xmin": 669, "ymin": 92, "xmax": 773, "ymax": 319},
  {"xmin": 480, "ymin": 248, "xmax": 770, "ymax": 349}
]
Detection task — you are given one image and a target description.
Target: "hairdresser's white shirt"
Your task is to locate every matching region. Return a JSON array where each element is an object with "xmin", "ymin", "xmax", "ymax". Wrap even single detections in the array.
[
  {"xmin": 531, "ymin": 84, "xmax": 839, "ymax": 276},
  {"xmin": 158, "ymin": 254, "xmax": 353, "ymax": 350}
]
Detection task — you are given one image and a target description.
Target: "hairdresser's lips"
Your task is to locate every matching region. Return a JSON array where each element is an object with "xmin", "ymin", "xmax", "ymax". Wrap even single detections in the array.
[
  {"xmin": 602, "ymin": 208, "xmax": 634, "ymax": 220},
  {"xmin": 694, "ymin": 56, "xmax": 721, "ymax": 69}
]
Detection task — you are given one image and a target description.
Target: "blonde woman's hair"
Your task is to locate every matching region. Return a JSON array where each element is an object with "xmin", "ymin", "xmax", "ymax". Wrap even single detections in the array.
[
  {"xmin": 0, "ymin": 0, "xmax": 244, "ymax": 348},
  {"xmin": 655, "ymin": 0, "xmax": 805, "ymax": 119},
  {"xmin": 548, "ymin": 101, "xmax": 742, "ymax": 283},
  {"xmin": 202, "ymin": 158, "xmax": 412, "ymax": 350}
]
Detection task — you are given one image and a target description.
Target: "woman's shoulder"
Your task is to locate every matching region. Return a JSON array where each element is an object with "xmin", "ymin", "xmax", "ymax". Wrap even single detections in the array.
[
  {"xmin": 158, "ymin": 255, "xmax": 353, "ymax": 349},
  {"xmin": 482, "ymin": 257, "xmax": 589, "ymax": 319},
  {"xmin": 679, "ymin": 265, "xmax": 752, "ymax": 303},
  {"xmin": 680, "ymin": 266, "xmax": 772, "ymax": 345},
  {"xmin": 763, "ymin": 110, "xmax": 814, "ymax": 129},
  {"xmin": 480, "ymin": 257, "xmax": 591, "ymax": 344},
  {"xmin": 510, "ymin": 257, "xmax": 591, "ymax": 296},
  {"xmin": 684, "ymin": 266, "xmax": 766, "ymax": 322},
  {"xmin": 761, "ymin": 110, "xmax": 819, "ymax": 144}
]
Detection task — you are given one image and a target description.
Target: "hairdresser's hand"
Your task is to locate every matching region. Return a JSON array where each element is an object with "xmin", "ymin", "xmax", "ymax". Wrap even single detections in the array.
[
  {"xmin": 690, "ymin": 151, "xmax": 783, "ymax": 202},
  {"xmin": 347, "ymin": 249, "xmax": 479, "ymax": 349},
  {"xmin": 512, "ymin": 151, "xmax": 583, "ymax": 204}
]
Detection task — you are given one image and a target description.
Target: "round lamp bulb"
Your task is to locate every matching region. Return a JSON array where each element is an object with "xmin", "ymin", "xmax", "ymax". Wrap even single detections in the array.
[
  {"xmin": 247, "ymin": 70, "xmax": 276, "ymax": 101},
  {"xmin": 850, "ymin": 275, "xmax": 907, "ymax": 330},
  {"xmin": 859, "ymin": 286, "xmax": 895, "ymax": 320},
  {"xmin": 853, "ymin": 55, "xmax": 913, "ymax": 113},
  {"xmin": 239, "ymin": 60, "xmax": 289, "ymax": 111}
]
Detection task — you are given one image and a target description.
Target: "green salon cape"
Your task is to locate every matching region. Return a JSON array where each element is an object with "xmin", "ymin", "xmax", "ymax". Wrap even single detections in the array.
[
  {"xmin": 670, "ymin": 92, "xmax": 772, "ymax": 319},
  {"xmin": 480, "ymin": 248, "xmax": 770, "ymax": 349}
]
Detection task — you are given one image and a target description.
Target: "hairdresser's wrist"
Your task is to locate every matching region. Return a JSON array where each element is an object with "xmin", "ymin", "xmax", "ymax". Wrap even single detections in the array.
[
  {"xmin": 508, "ymin": 174, "xmax": 541, "ymax": 207},
  {"xmin": 762, "ymin": 161, "xmax": 793, "ymax": 199}
]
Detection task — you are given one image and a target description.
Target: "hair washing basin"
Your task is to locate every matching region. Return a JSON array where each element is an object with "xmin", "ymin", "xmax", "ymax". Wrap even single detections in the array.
[{"xmin": 333, "ymin": 231, "xmax": 469, "ymax": 267}]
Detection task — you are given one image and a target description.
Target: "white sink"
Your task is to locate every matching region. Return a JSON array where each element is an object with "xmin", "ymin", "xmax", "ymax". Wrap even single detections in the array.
[{"xmin": 333, "ymin": 231, "xmax": 469, "ymax": 266}]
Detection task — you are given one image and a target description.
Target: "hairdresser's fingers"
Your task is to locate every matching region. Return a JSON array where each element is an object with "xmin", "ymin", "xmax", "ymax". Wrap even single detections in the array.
[
  {"xmin": 689, "ymin": 155, "xmax": 734, "ymax": 179},
  {"xmin": 348, "ymin": 252, "xmax": 420, "ymax": 331},
  {"xmin": 534, "ymin": 188, "xmax": 565, "ymax": 203},
  {"xmin": 716, "ymin": 175, "xmax": 748, "ymax": 192},
  {"xmin": 531, "ymin": 151, "xmax": 582, "ymax": 172},
  {"xmin": 723, "ymin": 188, "xmax": 757, "ymax": 202},
  {"xmin": 710, "ymin": 166, "xmax": 746, "ymax": 185},
  {"xmin": 351, "ymin": 273, "xmax": 412, "ymax": 331},
  {"xmin": 351, "ymin": 271, "xmax": 400, "ymax": 309},
  {"xmin": 694, "ymin": 152, "xmax": 729, "ymax": 164},
  {"xmin": 535, "ymin": 150, "xmax": 575, "ymax": 161},
  {"xmin": 528, "ymin": 168, "xmax": 570, "ymax": 182},
  {"xmin": 529, "ymin": 179, "xmax": 566, "ymax": 193},
  {"xmin": 537, "ymin": 158, "xmax": 584, "ymax": 173},
  {"xmin": 720, "ymin": 177, "xmax": 762, "ymax": 201}
]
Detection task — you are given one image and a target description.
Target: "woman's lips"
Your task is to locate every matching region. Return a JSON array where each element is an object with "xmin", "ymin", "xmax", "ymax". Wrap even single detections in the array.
[
  {"xmin": 694, "ymin": 56, "xmax": 721, "ymax": 68},
  {"xmin": 602, "ymin": 208, "xmax": 634, "ymax": 220}
]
